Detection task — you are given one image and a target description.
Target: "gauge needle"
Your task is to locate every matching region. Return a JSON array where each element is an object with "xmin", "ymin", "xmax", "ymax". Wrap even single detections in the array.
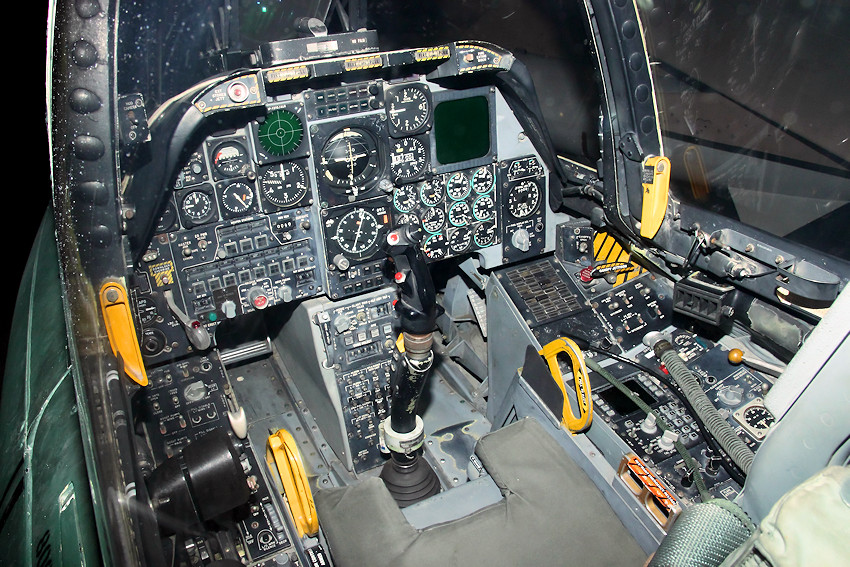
[{"xmin": 352, "ymin": 210, "xmax": 364, "ymax": 249}]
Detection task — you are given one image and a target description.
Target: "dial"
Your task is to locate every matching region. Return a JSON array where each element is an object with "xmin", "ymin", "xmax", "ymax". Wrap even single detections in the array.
[
  {"xmin": 393, "ymin": 184, "xmax": 419, "ymax": 213},
  {"xmin": 212, "ymin": 141, "xmax": 251, "ymax": 178},
  {"xmin": 319, "ymin": 127, "xmax": 381, "ymax": 192},
  {"xmin": 422, "ymin": 232, "xmax": 448, "ymax": 261},
  {"xmin": 331, "ymin": 207, "xmax": 382, "ymax": 260},
  {"xmin": 395, "ymin": 213, "xmax": 420, "ymax": 228},
  {"xmin": 421, "ymin": 206, "xmax": 446, "ymax": 234},
  {"xmin": 446, "ymin": 172, "xmax": 471, "ymax": 201},
  {"xmin": 181, "ymin": 190, "xmax": 215, "ymax": 225},
  {"xmin": 448, "ymin": 227, "xmax": 472, "ymax": 254},
  {"xmin": 154, "ymin": 200, "xmax": 178, "ymax": 233},
  {"xmin": 473, "ymin": 222, "xmax": 497, "ymax": 247},
  {"xmin": 744, "ymin": 406, "xmax": 775, "ymax": 431},
  {"xmin": 448, "ymin": 200, "xmax": 472, "ymax": 227},
  {"xmin": 472, "ymin": 166, "xmax": 494, "ymax": 194},
  {"xmin": 258, "ymin": 109, "xmax": 303, "ymax": 156},
  {"xmin": 220, "ymin": 182, "xmax": 255, "ymax": 216},
  {"xmin": 390, "ymin": 137, "xmax": 427, "ymax": 181},
  {"xmin": 261, "ymin": 162, "xmax": 308, "ymax": 208},
  {"xmin": 174, "ymin": 150, "xmax": 207, "ymax": 188},
  {"xmin": 419, "ymin": 180, "xmax": 443, "ymax": 207},
  {"xmin": 386, "ymin": 84, "xmax": 431, "ymax": 135},
  {"xmin": 472, "ymin": 194, "xmax": 495, "ymax": 221},
  {"xmin": 507, "ymin": 179, "xmax": 540, "ymax": 218}
]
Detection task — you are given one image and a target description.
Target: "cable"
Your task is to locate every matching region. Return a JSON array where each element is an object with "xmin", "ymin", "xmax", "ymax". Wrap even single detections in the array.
[{"xmin": 562, "ymin": 333, "xmax": 747, "ymax": 486}]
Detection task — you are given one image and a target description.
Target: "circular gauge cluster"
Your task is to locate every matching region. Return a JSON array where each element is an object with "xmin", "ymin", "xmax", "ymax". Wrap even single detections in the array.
[{"xmin": 391, "ymin": 165, "xmax": 499, "ymax": 261}]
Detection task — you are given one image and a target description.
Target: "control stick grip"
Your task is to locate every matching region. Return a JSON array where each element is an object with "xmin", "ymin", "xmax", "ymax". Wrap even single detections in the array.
[{"xmin": 384, "ymin": 224, "xmax": 438, "ymax": 335}]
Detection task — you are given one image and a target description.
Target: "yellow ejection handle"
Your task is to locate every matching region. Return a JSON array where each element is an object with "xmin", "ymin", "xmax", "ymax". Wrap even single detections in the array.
[
  {"xmin": 99, "ymin": 282, "xmax": 148, "ymax": 386},
  {"xmin": 538, "ymin": 338, "xmax": 593, "ymax": 433},
  {"xmin": 640, "ymin": 156, "xmax": 671, "ymax": 239},
  {"xmin": 266, "ymin": 429, "xmax": 318, "ymax": 538}
]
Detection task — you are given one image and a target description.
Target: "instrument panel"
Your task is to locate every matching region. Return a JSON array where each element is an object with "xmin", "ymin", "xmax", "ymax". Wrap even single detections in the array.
[{"xmin": 133, "ymin": 72, "xmax": 550, "ymax": 359}]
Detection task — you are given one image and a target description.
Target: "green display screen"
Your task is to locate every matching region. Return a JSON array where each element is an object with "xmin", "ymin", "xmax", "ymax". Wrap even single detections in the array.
[{"xmin": 433, "ymin": 96, "xmax": 491, "ymax": 165}]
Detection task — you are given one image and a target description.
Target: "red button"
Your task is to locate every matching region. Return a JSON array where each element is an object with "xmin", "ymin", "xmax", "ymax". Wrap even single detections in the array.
[{"xmin": 253, "ymin": 294, "xmax": 268, "ymax": 309}]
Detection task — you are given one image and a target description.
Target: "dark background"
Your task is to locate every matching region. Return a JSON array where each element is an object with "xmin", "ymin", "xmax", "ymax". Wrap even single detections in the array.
[{"xmin": 1, "ymin": 5, "xmax": 50, "ymax": 384}]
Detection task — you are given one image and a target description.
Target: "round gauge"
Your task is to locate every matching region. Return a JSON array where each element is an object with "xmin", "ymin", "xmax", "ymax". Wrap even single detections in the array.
[
  {"xmin": 221, "ymin": 182, "xmax": 255, "ymax": 215},
  {"xmin": 395, "ymin": 213, "xmax": 420, "ymax": 228},
  {"xmin": 258, "ymin": 109, "xmax": 303, "ymax": 156},
  {"xmin": 181, "ymin": 190, "xmax": 215, "ymax": 224},
  {"xmin": 744, "ymin": 405, "xmax": 775, "ymax": 431},
  {"xmin": 261, "ymin": 162, "xmax": 308, "ymax": 208},
  {"xmin": 472, "ymin": 194, "xmax": 495, "ymax": 221},
  {"xmin": 393, "ymin": 184, "xmax": 419, "ymax": 213},
  {"xmin": 419, "ymin": 180, "xmax": 443, "ymax": 207},
  {"xmin": 446, "ymin": 172, "xmax": 471, "ymax": 201},
  {"xmin": 390, "ymin": 137, "xmax": 427, "ymax": 181},
  {"xmin": 386, "ymin": 85, "xmax": 431, "ymax": 135},
  {"xmin": 319, "ymin": 127, "xmax": 381, "ymax": 191},
  {"xmin": 422, "ymin": 232, "xmax": 448, "ymax": 261},
  {"xmin": 154, "ymin": 200, "xmax": 178, "ymax": 233},
  {"xmin": 332, "ymin": 207, "xmax": 381, "ymax": 260},
  {"xmin": 507, "ymin": 179, "xmax": 541, "ymax": 218},
  {"xmin": 175, "ymin": 150, "xmax": 207, "ymax": 188},
  {"xmin": 472, "ymin": 167, "xmax": 494, "ymax": 194},
  {"xmin": 473, "ymin": 222, "xmax": 497, "ymax": 248},
  {"xmin": 421, "ymin": 206, "xmax": 446, "ymax": 234},
  {"xmin": 448, "ymin": 200, "xmax": 472, "ymax": 227},
  {"xmin": 449, "ymin": 227, "xmax": 472, "ymax": 254},
  {"xmin": 212, "ymin": 141, "xmax": 250, "ymax": 178}
]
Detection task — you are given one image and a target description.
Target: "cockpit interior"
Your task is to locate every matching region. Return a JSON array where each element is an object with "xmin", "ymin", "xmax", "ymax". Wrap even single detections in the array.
[{"xmin": 2, "ymin": 1, "xmax": 849, "ymax": 566}]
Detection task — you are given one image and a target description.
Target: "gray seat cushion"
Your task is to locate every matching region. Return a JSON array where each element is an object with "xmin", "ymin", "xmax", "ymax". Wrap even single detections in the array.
[{"xmin": 314, "ymin": 418, "xmax": 647, "ymax": 566}]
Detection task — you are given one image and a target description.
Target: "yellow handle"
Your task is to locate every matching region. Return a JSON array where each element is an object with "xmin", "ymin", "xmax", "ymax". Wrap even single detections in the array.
[
  {"xmin": 266, "ymin": 429, "xmax": 318, "ymax": 538},
  {"xmin": 538, "ymin": 338, "xmax": 593, "ymax": 433},
  {"xmin": 99, "ymin": 282, "xmax": 148, "ymax": 386}
]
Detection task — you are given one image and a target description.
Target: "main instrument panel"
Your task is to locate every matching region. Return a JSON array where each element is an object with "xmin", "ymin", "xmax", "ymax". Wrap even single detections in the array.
[{"xmin": 133, "ymin": 63, "xmax": 550, "ymax": 365}]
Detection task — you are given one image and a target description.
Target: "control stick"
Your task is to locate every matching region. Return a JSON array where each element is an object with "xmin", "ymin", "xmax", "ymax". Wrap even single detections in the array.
[{"xmin": 378, "ymin": 224, "xmax": 440, "ymax": 506}]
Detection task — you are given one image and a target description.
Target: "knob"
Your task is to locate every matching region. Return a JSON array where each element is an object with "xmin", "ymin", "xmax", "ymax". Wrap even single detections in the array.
[
  {"xmin": 248, "ymin": 287, "xmax": 269, "ymax": 310},
  {"xmin": 657, "ymin": 429, "xmax": 678, "ymax": 452},
  {"xmin": 511, "ymin": 228, "xmax": 531, "ymax": 252},
  {"xmin": 221, "ymin": 300, "xmax": 237, "ymax": 319},
  {"xmin": 333, "ymin": 254, "xmax": 351, "ymax": 271}
]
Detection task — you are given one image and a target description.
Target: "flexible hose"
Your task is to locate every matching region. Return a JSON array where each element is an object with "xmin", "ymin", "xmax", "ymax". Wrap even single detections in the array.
[{"xmin": 653, "ymin": 340, "xmax": 755, "ymax": 474}]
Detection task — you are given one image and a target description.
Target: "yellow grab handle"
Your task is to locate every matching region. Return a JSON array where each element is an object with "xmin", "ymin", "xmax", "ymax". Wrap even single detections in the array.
[
  {"xmin": 538, "ymin": 338, "xmax": 593, "ymax": 433},
  {"xmin": 99, "ymin": 282, "xmax": 148, "ymax": 386},
  {"xmin": 266, "ymin": 429, "xmax": 318, "ymax": 538}
]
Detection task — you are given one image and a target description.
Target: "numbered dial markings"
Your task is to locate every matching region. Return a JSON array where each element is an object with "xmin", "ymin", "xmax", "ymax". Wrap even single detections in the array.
[
  {"xmin": 261, "ymin": 162, "xmax": 308, "ymax": 208},
  {"xmin": 473, "ymin": 222, "xmax": 497, "ymax": 247},
  {"xmin": 212, "ymin": 141, "xmax": 250, "ymax": 178},
  {"xmin": 390, "ymin": 137, "xmax": 428, "ymax": 181},
  {"xmin": 472, "ymin": 166, "xmax": 494, "ymax": 194},
  {"xmin": 507, "ymin": 179, "xmax": 540, "ymax": 218},
  {"xmin": 220, "ymin": 182, "xmax": 255, "ymax": 215},
  {"xmin": 421, "ymin": 206, "xmax": 446, "ymax": 234},
  {"xmin": 446, "ymin": 172, "xmax": 471, "ymax": 201},
  {"xmin": 419, "ymin": 181, "xmax": 443, "ymax": 207},
  {"xmin": 393, "ymin": 184, "xmax": 419, "ymax": 213},
  {"xmin": 386, "ymin": 85, "xmax": 431, "ymax": 135},
  {"xmin": 448, "ymin": 201, "xmax": 472, "ymax": 227},
  {"xmin": 472, "ymin": 194, "xmax": 495, "ymax": 221},
  {"xmin": 181, "ymin": 190, "xmax": 215, "ymax": 224},
  {"xmin": 422, "ymin": 232, "xmax": 448, "ymax": 260},
  {"xmin": 448, "ymin": 227, "xmax": 472, "ymax": 254},
  {"xmin": 331, "ymin": 207, "xmax": 383, "ymax": 260}
]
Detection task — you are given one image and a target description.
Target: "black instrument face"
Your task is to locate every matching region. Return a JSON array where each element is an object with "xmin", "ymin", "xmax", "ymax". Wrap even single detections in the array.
[
  {"xmin": 212, "ymin": 141, "xmax": 251, "ymax": 178},
  {"xmin": 220, "ymin": 181, "xmax": 255, "ymax": 217},
  {"xmin": 330, "ymin": 207, "xmax": 383, "ymax": 260},
  {"xmin": 319, "ymin": 127, "xmax": 382, "ymax": 193},
  {"xmin": 386, "ymin": 84, "xmax": 431, "ymax": 136},
  {"xmin": 180, "ymin": 188, "xmax": 216, "ymax": 225},
  {"xmin": 507, "ymin": 178, "xmax": 540, "ymax": 218},
  {"xmin": 261, "ymin": 162, "xmax": 309, "ymax": 208},
  {"xmin": 389, "ymin": 137, "xmax": 428, "ymax": 181}
]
